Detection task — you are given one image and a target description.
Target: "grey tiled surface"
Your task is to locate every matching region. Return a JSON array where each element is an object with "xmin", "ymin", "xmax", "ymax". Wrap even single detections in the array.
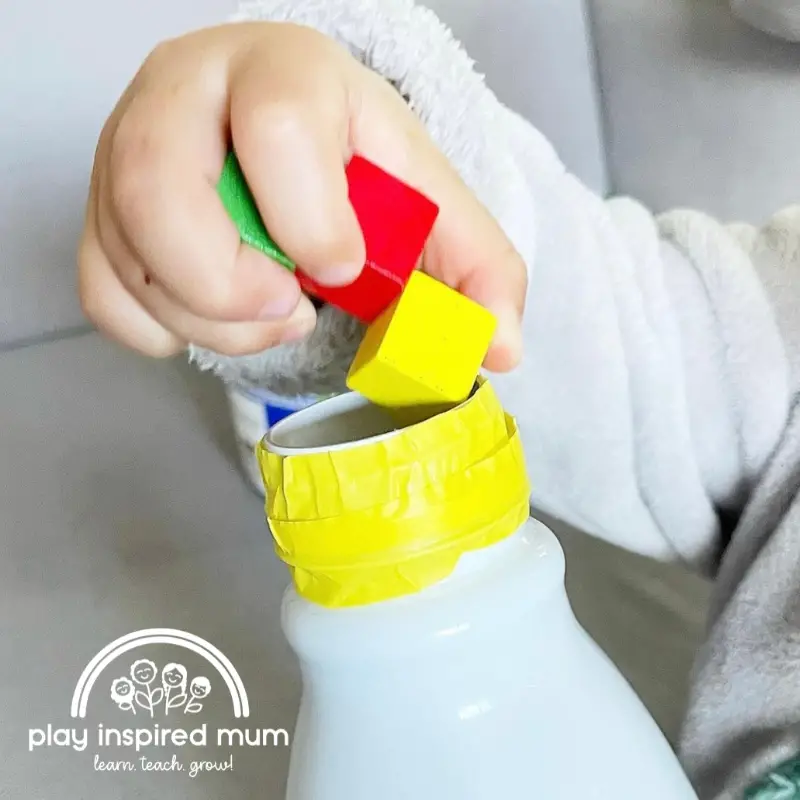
[{"xmin": 0, "ymin": 333, "xmax": 710, "ymax": 797}]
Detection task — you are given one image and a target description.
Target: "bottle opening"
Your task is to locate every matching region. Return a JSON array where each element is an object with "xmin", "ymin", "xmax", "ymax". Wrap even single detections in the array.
[
  {"xmin": 266, "ymin": 382, "xmax": 483, "ymax": 456},
  {"xmin": 266, "ymin": 392, "xmax": 405, "ymax": 455}
]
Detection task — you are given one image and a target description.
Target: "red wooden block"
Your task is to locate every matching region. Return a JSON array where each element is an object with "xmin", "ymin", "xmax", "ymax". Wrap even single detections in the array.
[{"xmin": 295, "ymin": 156, "xmax": 439, "ymax": 323}]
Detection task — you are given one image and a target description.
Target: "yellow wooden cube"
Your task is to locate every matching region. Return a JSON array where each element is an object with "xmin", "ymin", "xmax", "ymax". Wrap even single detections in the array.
[{"xmin": 346, "ymin": 270, "xmax": 497, "ymax": 413}]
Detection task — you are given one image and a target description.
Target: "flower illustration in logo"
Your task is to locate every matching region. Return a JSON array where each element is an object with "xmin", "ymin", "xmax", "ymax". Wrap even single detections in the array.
[
  {"xmin": 128, "ymin": 659, "xmax": 162, "ymax": 717},
  {"xmin": 110, "ymin": 660, "xmax": 211, "ymax": 717},
  {"xmin": 190, "ymin": 676, "xmax": 211, "ymax": 698},
  {"xmin": 110, "ymin": 677, "xmax": 136, "ymax": 713},
  {"xmin": 162, "ymin": 663, "xmax": 187, "ymax": 689},
  {"xmin": 130, "ymin": 659, "xmax": 157, "ymax": 686},
  {"xmin": 161, "ymin": 663, "xmax": 188, "ymax": 714},
  {"xmin": 183, "ymin": 676, "xmax": 211, "ymax": 714}
]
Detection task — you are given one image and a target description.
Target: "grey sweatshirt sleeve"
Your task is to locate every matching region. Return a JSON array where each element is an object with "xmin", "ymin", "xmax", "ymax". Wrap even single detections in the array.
[
  {"xmin": 730, "ymin": 0, "xmax": 800, "ymax": 41},
  {"xmin": 188, "ymin": 0, "xmax": 797, "ymax": 572},
  {"xmin": 671, "ymin": 212, "xmax": 800, "ymax": 798}
]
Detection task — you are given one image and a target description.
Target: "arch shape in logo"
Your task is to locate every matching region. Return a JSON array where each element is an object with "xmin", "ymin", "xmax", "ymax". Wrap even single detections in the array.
[{"xmin": 70, "ymin": 628, "xmax": 249, "ymax": 719}]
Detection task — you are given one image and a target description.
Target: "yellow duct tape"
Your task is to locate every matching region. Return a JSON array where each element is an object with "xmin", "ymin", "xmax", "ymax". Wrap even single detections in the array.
[{"xmin": 256, "ymin": 379, "xmax": 531, "ymax": 608}]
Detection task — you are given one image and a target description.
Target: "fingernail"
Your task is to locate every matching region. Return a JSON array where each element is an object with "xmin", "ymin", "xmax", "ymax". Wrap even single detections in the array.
[
  {"xmin": 314, "ymin": 262, "xmax": 363, "ymax": 287},
  {"xmin": 278, "ymin": 299, "xmax": 317, "ymax": 343},
  {"xmin": 257, "ymin": 292, "xmax": 301, "ymax": 321},
  {"xmin": 279, "ymin": 320, "xmax": 316, "ymax": 344},
  {"xmin": 487, "ymin": 312, "xmax": 523, "ymax": 370}
]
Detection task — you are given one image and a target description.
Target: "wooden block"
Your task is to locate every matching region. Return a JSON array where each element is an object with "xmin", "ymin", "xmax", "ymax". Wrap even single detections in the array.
[
  {"xmin": 218, "ymin": 152, "xmax": 438, "ymax": 323},
  {"xmin": 346, "ymin": 271, "xmax": 496, "ymax": 414}
]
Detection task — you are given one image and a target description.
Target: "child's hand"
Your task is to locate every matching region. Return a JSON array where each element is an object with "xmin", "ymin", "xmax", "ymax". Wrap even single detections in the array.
[{"xmin": 78, "ymin": 23, "xmax": 526, "ymax": 371}]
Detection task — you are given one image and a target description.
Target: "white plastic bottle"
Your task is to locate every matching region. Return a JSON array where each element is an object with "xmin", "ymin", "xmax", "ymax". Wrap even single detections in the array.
[{"xmin": 258, "ymin": 380, "xmax": 698, "ymax": 800}]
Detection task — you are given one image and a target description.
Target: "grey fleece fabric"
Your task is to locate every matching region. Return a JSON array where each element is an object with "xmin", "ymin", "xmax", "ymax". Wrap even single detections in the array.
[
  {"xmin": 731, "ymin": 0, "xmax": 800, "ymax": 41},
  {"xmin": 188, "ymin": 1, "xmax": 800, "ymax": 796}
]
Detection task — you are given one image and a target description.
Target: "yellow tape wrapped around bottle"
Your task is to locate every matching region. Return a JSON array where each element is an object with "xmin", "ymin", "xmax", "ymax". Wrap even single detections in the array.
[{"xmin": 256, "ymin": 379, "xmax": 531, "ymax": 608}]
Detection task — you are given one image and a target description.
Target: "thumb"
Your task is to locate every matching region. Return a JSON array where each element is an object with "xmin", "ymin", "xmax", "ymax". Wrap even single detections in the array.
[
  {"xmin": 353, "ymin": 75, "xmax": 527, "ymax": 372},
  {"xmin": 421, "ymin": 186, "xmax": 527, "ymax": 373}
]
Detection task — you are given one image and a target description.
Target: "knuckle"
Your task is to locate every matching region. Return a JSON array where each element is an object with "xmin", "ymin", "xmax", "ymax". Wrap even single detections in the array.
[
  {"xmin": 139, "ymin": 39, "xmax": 176, "ymax": 78},
  {"xmin": 494, "ymin": 235, "xmax": 528, "ymax": 289},
  {"xmin": 107, "ymin": 117, "xmax": 159, "ymax": 233},
  {"xmin": 146, "ymin": 39, "xmax": 172, "ymax": 63},
  {"xmin": 239, "ymin": 98, "xmax": 308, "ymax": 150}
]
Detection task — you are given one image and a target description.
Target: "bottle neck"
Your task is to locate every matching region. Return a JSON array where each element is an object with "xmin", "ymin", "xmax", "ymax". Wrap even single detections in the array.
[
  {"xmin": 281, "ymin": 519, "xmax": 568, "ymax": 667},
  {"xmin": 260, "ymin": 381, "xmax": 532, "ymax": 611}
]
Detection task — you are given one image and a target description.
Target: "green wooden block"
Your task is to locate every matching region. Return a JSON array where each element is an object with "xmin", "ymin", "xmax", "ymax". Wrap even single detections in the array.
[{"xmin": 217, "ymin": 152, "xmax": 295, "ymax": 271}]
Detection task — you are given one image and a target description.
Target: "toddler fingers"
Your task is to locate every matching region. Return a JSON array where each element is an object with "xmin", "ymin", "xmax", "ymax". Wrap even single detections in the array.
[
  {"xmin": 124, "ymin": 256, "xmax": 318, "ymax": 356},
  {"xmin": 78, "ymin": 228, "xmax": 184, "ymax": 359},
  {"xmin": 155, "ymin": 300, "xmax": 318, "ymax": 357},
  {"xmin": 83, "ymin": 231, "xmax": 314, "ymax": 358},
  {"xmin": 447, "ymin": 250, "xmax": 527, "ymax": 372},
  {"xmin": 411, "ymin": 161, "xmax": 527, "ymax": 371},
  {"xmin": 228, "ymin": 41, "xmax": 365, "ymax": 286},
  {"xmin": 352, "ymin": 76, "xmax": 528, "ymax": 370},
  {"xmin": 95, "ymin": 195, "xmax": 317, "ymax": 356},
  {"xmin": 105, "ymin": 75, "xmax": 301, "ymax": 324},
  {"xmin": 97, "ymin": 171, "xmax": 302, "ymax": 327},
  {"xmin": 421, "ymin": 188, "xmax": 527, "ymax": 371}
]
